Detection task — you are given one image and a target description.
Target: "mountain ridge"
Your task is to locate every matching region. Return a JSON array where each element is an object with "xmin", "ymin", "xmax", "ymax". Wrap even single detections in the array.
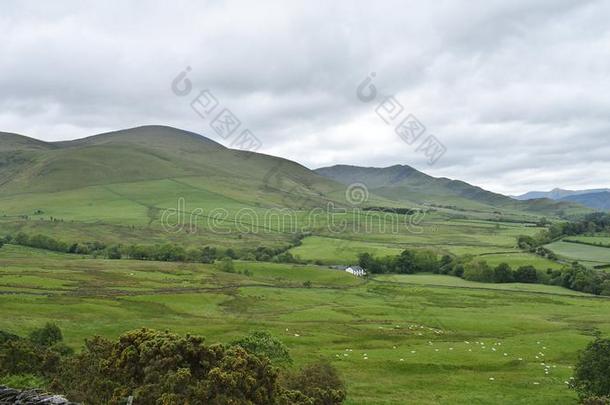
[
  {"xmin": 513, "ymin": 187, "xmax": 610, "ymax": 201},
  {"xmin": 0, "ymin": 126, "xmax": 593, "ymax": 218},
  {"xmin": 315, "ymin": 164, "xmax": 591, "ymax": 217}
]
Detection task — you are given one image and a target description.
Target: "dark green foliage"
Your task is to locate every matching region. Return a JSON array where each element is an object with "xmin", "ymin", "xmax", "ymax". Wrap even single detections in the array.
[
  {"xmin": 273, "ymin": 252, "xmax": 299, "ymax": 263},
  {"xmin": 573, "ymin": 338, "xmax": 610, "ymax": 399},
  {"xmin": 224, "ymin": 248, "xmax": 238, "ymax": 259},
  {"xmin": 521, "ymin": 213, "xmax": 610, "ymax": 249},
  {"xmin": 517, "ymin": 235, "xmax": 538, "ymax": 250},
  {"xmin": 13, "ymin": 233, "xmax": 69, "ymax": 253},
  {"xmin": 0, "ymin": 325, "xmax": 67, "ymax": 378},
  {"xmin": 51, "ymin": 328, "xmax": 339, "ymax": 405},
  {"xmin": 362, "ymin": 206, "xmax": 415, "ymax": 215},
  {"xmin": 0, "ymin": 324, "xmax": 345, "ymax": 405},
  {"xmin": 29, "ymin": 323, "xmax": 63, "ymax": 347},
  {"xmin": 105, "ymin": 245, "xmax": 122, "ymax": 259},
  {"xmin": 557, "ymin": 263, "xmax": 607, "ymax": 295},
  {"xmin": 493, "ymin": 263, "xmax": 514, "ymax": 283},
  {"xmin": 216, "ymin": 257, "xmax": 235, "ymax": 273},
  {"xmin": 0, "ymin": 331, "xmax": 20, "ymax": 345},
  {"xmin": 514, "ymin": 266, "xmax": 538, "ymax": 283},
  {"xmin": 232, "ymin": 331, "xmax": 292, "ymax": 365},
  {"xmin": 463, "ymin": 261, "xmax": 494, "ymax": 282},
  {"xmin": 359, "ymin": 244, "xmax": 610, "ymax": 295},
  {"xmin": 281, "ymin": 361, "xmax": 347, "ymax": 405},
  {"xmin": 357, "ymin": 249, "xmax": 439, "ymax": 275},
  {"xmin": 199, "ymin": 246, "xmax": 217, "ymax": 263}
]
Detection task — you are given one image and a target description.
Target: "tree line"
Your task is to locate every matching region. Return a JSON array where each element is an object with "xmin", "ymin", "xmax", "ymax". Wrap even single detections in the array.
[
  {"xmin": 3, "ymin": 232, "xmax": 305, "ymax": 264},
  {"xmin": 357, "ymin": 248, "xmax": 610, "ymax": 296},
  {"xmin": 519, "ymin": 213, "xmax": 610, "ymax": 250}
]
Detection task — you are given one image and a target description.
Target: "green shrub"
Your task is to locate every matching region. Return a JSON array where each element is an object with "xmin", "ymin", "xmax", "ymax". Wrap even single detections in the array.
[
  {"xmin": 232, "ymin": 330, "xmax": 292, "ymax": 365},
  {"xmin": 573, "ymin": 337, "xmax": 610, "ymax": 400}
]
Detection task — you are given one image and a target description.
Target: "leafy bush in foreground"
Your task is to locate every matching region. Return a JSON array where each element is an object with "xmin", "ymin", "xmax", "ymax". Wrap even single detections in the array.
[
  {"xmin": 232, "ymin": 331, "xmax": 293, "ymax": 366},
  {"xmin": 573, "ymin": 337, "xmax": 610, "ymax": 400},
  {"xmin": 0, "ymin": 325, "xmax": 346, "ymax": 405}
]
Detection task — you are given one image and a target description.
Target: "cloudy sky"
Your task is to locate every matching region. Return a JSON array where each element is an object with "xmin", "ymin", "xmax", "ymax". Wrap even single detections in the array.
[{"xmin": 1, "ymin": 0, "xmax": 609, "ymax": 195}]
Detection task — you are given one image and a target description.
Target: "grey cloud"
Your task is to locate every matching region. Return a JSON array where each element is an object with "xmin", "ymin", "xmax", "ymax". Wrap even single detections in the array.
[{"xmin": 1, "ymin": 0, "xmax": 609, "ymax": 194}]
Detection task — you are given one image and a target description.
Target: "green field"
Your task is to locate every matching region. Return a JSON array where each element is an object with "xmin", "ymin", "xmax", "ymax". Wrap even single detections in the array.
[
  {"xmin": 478, "ymin": 252, "xmax": 563, "ymax": 270},
  {"xmin": 546, "ymin": 240, "xmax": 610, "ymax": 267},
  {"xmin": 563, "ymin": 235, "xmax": 610, "ymax": 246},
  {"xmin": 375, "ymin": 273, "xmax": 590, "ymax": 296},
  {"xmin": 289, "ymin": 236, "xmax": 404, "ymax": 264},
  {"xmin": 1, "ymin": 244, "xmax": 609, "ymax": 404}
]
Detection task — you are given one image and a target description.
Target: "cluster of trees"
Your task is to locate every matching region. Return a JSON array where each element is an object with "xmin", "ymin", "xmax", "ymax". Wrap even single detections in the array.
[
  {"xmin": 516, "ymin": 213, "xmax": 610, "ymax": 252},
  {"xmin": 526, "ymin": 213, "xmax": 610, "ymax": 248},
  {"xmin": 432, "ymin": 255, "xmax": 539, "ymax": 284},
  {"xmin": 549, "ymin": 263, "xmax": 610, "ymax": 296},
  {"xmin": 358, "ymin": 249, "xmax": 439, "ymax": 274},
  {"xmin": 0, "ymin": 326, "xmax": 346, "ymax": 405}
]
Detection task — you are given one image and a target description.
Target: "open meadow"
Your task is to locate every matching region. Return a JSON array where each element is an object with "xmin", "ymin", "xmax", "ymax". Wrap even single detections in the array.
[
  {"xmin": 1, "ymin": 244, "xmax": 609, "ymax": 404},
  {"xmin": 546, "ymin": 240, "xmax": 610, "ymax": 268}
]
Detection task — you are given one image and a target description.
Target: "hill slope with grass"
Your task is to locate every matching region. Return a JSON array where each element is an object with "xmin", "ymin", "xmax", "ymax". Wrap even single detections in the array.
[
  {"xmin": 0, "ymin": 126, "xmax": 411, "ymax": 251},
  {"xmin": 0, "ymin": 126, "xmax": 588, "ymax": 256},
  {"xmin": 315, "ymin": 164, "xmax": 590, "ymax": 218},
  {"xmin": 0, "ymin": 126, "xmax": 340, "ymax": 197}
]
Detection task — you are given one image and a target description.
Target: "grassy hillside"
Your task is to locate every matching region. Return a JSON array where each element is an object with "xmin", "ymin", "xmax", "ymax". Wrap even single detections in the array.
[
  {"xmin": 315, "ymin": 164, "xmax": 591, "ymax": 218},
  {"xmin": 2, "ymin": 125, "xmax": 562, "ymax": 254},
  {"xmin": 0, "ymin": 126, "xmax": 380, "ymax": 250}
]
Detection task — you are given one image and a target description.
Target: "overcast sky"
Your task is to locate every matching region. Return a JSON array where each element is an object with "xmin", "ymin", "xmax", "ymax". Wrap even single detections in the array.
[{"xmin": 1, "ymin": 0, "xmax": 609, "ymax": 195}]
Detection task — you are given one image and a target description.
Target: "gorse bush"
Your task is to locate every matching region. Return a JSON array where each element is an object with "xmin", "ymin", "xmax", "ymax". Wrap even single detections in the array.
[
  {"xmin": 0, "ymin": 326, "xmax": 346, "ymax": 405},
  {"xmin": 232, "ymin": 331, "xmax": 293, "ymax": 365},
  {"xmin": 573, "ymin": 337, "xmax": 610, "ymax": 401},
  {"xmin": 0, "ymin": 323, "xmax": 71, "ymax": 379}
]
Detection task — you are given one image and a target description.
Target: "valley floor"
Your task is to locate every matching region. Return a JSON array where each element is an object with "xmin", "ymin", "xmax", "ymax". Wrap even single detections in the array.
[{"xmin": 1, "ymin": 245, "xmax": 608, "ymax": 404}]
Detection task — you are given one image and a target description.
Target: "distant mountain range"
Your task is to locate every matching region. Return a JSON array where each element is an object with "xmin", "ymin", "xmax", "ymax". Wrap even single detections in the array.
[{"xmin": 514, "ymin": 188, "xmax": 610, "ymax": 211}]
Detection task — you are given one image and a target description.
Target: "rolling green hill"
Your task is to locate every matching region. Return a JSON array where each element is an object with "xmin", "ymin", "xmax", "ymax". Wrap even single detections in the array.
[
  {"xmin": 0, "ymin": 126, "xmax": 400, "ymax": 251},
  {"xmin": 315, "ymin": 164, "xmax": 590, "ymax": 218},
  {"xmin": 0, "ymin": 126, "xmax": 588, "ymax": 258},
  {"xmin": 0, "ymin": 126, "xmax": 334, "ymax": 196}
]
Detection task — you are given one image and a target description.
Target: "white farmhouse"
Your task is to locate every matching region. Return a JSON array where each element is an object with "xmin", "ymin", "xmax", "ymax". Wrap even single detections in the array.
[{"xmin": 345, "ymin": 265, "xmax": 367, "ymax": 277}]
